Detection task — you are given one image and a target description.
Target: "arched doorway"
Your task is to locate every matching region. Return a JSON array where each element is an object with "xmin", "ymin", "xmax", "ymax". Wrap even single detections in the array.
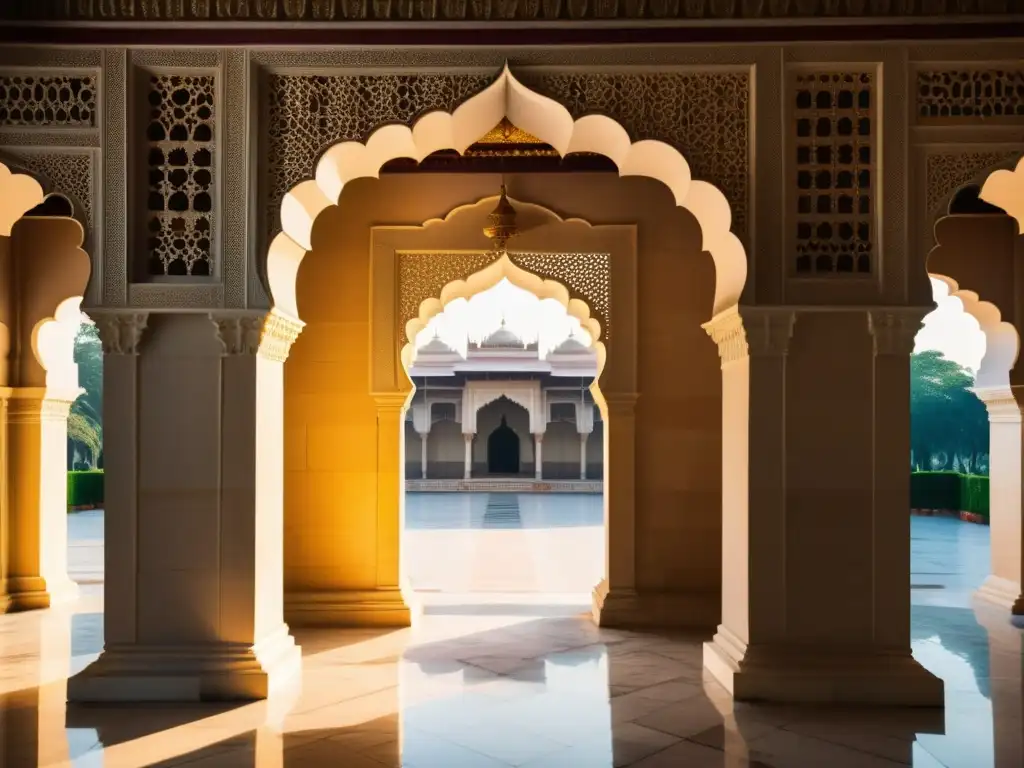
[{"xmin": 486, "ymin": 412, "xmax": 521, "ymax": 474}]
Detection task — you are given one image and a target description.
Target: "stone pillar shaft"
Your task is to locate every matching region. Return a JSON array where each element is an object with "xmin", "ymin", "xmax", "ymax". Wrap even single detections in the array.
[
  {"xmin": 974, "ymin": 386, "xmax": 1024, "ymax": 613},
  {"xmin": 68, "ymin": 310, "xmax": 303, "ymax": 702},
  {"xmin": 534, "ymin": 433, "xmax": 544, "ymax": 480},
  {"xmin": 701, "ymin": 306, "xmax": 943, "ymax": 706},
  {"xmin": 579, "ymin": 432, "xmax": 589, "ymax": 480},
  {"xmin": 5, "ymin": 387, "xmax": 78, "ymax": 610},
  {"xmin": 420, "ymin": 431, "xmax": 428, "ymax": 479},
  {"xmin": 463, "ymin": 433, "xmax": 473, "ymax": 480}
]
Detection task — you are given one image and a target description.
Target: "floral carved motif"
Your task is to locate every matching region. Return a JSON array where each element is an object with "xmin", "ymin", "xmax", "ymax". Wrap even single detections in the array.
[{"xmin": 6, "ymin": 153, "xmax": 93, "ymax": 232}]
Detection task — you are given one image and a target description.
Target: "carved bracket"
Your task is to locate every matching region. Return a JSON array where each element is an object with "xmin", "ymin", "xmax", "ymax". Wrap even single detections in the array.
[{"xmin": 92, "ymin": 311, "xmax": 149, "ymax": 355}]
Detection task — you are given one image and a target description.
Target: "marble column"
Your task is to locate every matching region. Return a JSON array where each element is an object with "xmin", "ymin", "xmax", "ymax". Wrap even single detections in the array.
[
  {"xmin": 973, "ymin": 386, "xmax": 1024, "ymax": 614},
  {"xmin": 534, "ymin": 432, "xmax": 544, "ymax": 480},
  {"xmin": 701, "ymin": 306, "xmax": 943, "ymax": 705},
  {"xmin": 67, "ymin": 310, "xmax": 303, "ymax": 702},
  {"xmin": 5, "ymin": 387, "xmax": 80, "ymax": 610},
  {"xmin": 463, "ymin": 433, "xmax": 473, "ymax": 480}
]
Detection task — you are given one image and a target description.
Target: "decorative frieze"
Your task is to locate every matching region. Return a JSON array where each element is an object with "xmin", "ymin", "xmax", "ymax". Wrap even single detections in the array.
[
  {"xmin": 93, "ymin": 312, "xmax": 149, "ymax": 355},
  {"xmin": 259, "ymin": 309, "xmax": 304, "ymax": 362},
  {"xmin": 973, "ymin": 386, "xmax": 1021, "ymax": 424},
  {"xmin": 3, "ymin": 0, "xmax": 1014, "ymax": 18},
  {"xmin": 211, "ymin": 312, "xmax": 264, "ymax": 356},
  {"xmin": 867, "ymin": 309, "xmax": 926, "ymax": 357},
  {"xmin": 916, "ymin": 68, "xmax": 1024, "ymax": 121},
  {"xmin": 788, "ymin": 68, "xmax": 876, "ymax": 277}
]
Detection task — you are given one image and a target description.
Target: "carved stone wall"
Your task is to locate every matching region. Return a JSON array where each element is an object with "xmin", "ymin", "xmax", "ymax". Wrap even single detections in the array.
[
  {"xmin": 916, "ymin": 68, "xmax": 1024, "ymax": 121},
  {"xmin": 2, "ymin": 150, "xmax": 94, "ymax": 234},
  {"xmin": 263, "ymin": 70, "xmax": 749, "ymax": 244},
  {"xmin": 788, "ymin": 68, "xmax": 876, "ymax": 277},
  {"xmin": 398, "ymin": 251, "xmax": 611, "ymax": 345}
]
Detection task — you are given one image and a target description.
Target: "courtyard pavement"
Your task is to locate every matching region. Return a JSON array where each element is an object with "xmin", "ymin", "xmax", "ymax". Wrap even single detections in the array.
[{"xmin": 2, "ymin": 496, "xmax": 1012, "ymax": 767}]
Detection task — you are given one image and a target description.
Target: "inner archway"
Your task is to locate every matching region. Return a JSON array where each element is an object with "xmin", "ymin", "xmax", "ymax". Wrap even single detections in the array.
[{"xmin": 486, "ymin": 410, "xmax": 522, "ymax": 475}]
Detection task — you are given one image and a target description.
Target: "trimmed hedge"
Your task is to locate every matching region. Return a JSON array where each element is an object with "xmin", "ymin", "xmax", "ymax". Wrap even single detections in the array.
[
  {"xmin": 68, "ymin": 470, "xmax": 104, "ymax": 508},
  {"xmin": 910, "ymin": 471, "xmax": 988, "ymax": 518}
]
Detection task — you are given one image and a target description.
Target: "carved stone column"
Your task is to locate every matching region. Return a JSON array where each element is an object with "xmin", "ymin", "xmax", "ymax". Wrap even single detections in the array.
[
  {"xmin": 5, "ymin": 388, "xmax": 79, "ymax": 610},
  {"xmin": 534, "ymin": 432, "xmax": 544, "ymax": 480},
  {"xmin": 701, "ymin": 306, "xmax": 943, "ymax": 705},
  {"xmin": 973, "ymin": 385, "xmax": 1024, "ymax": 614},
  {"xmin": 68, "ymin": 310, "xmax": 304, "ymax": 702}
]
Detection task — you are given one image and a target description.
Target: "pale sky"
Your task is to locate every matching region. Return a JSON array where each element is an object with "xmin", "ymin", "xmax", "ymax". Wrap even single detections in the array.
[{"xmin": 914, "ymin": 277, "xmax": 987, "ymax": 373}]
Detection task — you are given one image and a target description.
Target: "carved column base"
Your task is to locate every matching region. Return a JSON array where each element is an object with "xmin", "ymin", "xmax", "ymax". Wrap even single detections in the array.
[
  {"xmin": 67, "ymin": 625, "xmax": 301, "ymax": 703},
  {"xmin": 285, "ymin": 588, "xmax": 412, "ymax": 628},
  {"xmin": 5, "ymin": 574, "xmax": 78, "ymax": 611},
  {"xmin": 592, "ymin": 579, "xmax": 718, "ymax": 629},
  {"xmin": 703, "ymin": 626, "xmax": 944, "ymax": 706},
  {"xmin": 976, "ymin": 575, "xmax": 1024, "ymax": 614}
]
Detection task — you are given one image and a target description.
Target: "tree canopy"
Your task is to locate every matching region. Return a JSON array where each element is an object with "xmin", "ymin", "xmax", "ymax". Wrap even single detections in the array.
[
  {"xmin": 910, "ymin": 350, "xmax": 988, "ymax": 474},
  {"xmin": 69, "ymin": 321, "xmax": 103, "ymax": 467}
]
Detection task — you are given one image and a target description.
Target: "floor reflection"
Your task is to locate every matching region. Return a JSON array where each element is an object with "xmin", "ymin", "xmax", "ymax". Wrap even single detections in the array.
[{"xmin": 0, "ymin": 512, "xmax": 1015, "ymax": 766}]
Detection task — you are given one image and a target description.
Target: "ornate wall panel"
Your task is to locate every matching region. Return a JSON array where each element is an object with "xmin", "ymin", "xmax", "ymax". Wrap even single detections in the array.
[
  {"xmin": 263, "ymin": 69, "xmax": 749, "ymax": 244},
  {"xmin": 1, "ymin": 150, "xmax": 95, "ymax": 233},
  {"xmin": 0, "ymin": 74, "xmax": 97, "ymax": 128},
  {"xmin": 141, "ymin": 72, "xmax": 217, "ymax": 276},
  {"xmin": 916, "ymin": 67, "xmax": 1024, "ymax": 121},
  {"xmin": 397, "ymin": 251, "xmax": 611, "ymax": 345},
  {"xmin": 787, "ymin": 67, "xmax": 876, "ymax": 277}
]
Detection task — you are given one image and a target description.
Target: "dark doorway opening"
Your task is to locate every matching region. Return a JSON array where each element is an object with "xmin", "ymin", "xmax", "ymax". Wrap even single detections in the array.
[{"xmin": 487, "ymin": 416, "xmax": 520, "ymax": 474}]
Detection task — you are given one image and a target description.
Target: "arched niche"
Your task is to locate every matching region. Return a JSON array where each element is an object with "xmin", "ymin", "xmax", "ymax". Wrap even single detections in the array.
[{"xmin": 370, "ymin": 194, "xmax": 636, "ymax": 400}]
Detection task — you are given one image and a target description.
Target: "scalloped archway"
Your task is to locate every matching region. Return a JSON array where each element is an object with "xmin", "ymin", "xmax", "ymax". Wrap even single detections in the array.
[{"xmin": 269, "ymin": 64, "xmax": 747, "ymax": 324}]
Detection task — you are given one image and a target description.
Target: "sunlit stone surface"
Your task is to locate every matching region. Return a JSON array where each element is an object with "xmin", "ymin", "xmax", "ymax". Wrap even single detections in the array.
[{"xmin": 0, "ymin": 508, "xmax": 1017, "ymax": 766}]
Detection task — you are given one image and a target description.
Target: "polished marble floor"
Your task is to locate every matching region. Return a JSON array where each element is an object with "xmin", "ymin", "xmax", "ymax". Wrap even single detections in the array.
[{"xmin": 1, "ymin": 503, "xmax": 1017, "ymax": 767}]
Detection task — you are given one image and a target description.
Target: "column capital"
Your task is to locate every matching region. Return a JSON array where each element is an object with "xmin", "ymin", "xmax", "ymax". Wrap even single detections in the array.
[
  {"xmin": 259, "ymin": 309, "xmax": 305, "ymax": 363},
  {"xmin": 601, "ymin": 391, "xmax": 640, "ymax": 412},
  {"xmin": 371, "ymin": 392, "xmax": 410, "ymax": 413},
  {"xmin": 702, "ymin": 306, "xmax": 796, "ymax": 364},
  {"xmin": 867, "ymin": 308, "xmax": 929, "ymax": 357},
  {"xmin": 210, "ymin": 311, "xmax": 265, "ymax": 357},
  {"xmin": 92, "ymin": 311, "xmax": 149, "ymax": 356},
  {"xmin": 974, "ymin": 385, "xmax": 1023, "ymax": 422},
  {"xmin": 6, "ymin": 387, "xmax": 75, "ymax": 422}
]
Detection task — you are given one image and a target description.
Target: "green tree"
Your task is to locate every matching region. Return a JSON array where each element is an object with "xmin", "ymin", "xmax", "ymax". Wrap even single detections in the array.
[
  {"xmin": 68, "ymin": 321, "xmax": 103, "ymax": 467},
  {"xmin": 910, "ymin": 350, "xmax": 989, "ymax": 473}
]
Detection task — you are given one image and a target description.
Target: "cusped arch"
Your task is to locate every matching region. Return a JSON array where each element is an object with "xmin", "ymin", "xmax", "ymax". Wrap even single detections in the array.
[
  {"xmin": 271, "ymin": 64, "xmax": 746, "ymax": 321},
  {"xmin": 401, "ymin": 252, "xmax": 605, "ymax": 378},
  {"xmin": 928, "ymin": 273, "xmax": 1018, "ymax": 389}
]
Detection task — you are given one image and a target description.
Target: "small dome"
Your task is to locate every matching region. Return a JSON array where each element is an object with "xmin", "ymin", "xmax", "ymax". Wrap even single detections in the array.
[
  {"xmin": 417, "ymin": 334, "xmax": 457, "ymax": 355},
  {"xmin": 551, "ymin": 335, "xmax": 590, "ymax": 355},
  {"xmin": 480, "ymin": 319, "xmax": 525, "ymax": 349}
]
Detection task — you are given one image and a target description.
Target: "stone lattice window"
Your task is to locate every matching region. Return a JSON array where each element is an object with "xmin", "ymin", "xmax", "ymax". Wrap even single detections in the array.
[
  {"xmin": 144, "ymin": 74, "xmax": 215, "ymax": 276},
  {"xmin": 0, "ymin": 75, "xmax": 96, "ymax": 127},
  {"xmin": 791, "ymin": 70, "xmax": 875, "ymax": 276},
  {"xmin": 917, "ymin": 69, "xmax": 1024, "ymax": 120}
]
